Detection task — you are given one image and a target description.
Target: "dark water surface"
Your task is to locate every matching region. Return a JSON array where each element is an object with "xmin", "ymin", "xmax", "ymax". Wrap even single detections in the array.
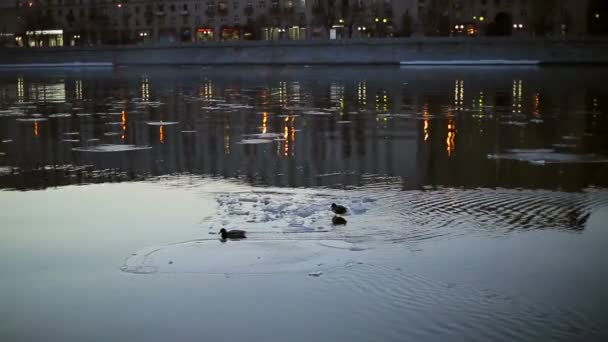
[{"xmin": 0, "ymin": 66, "xmax": 607, "ymax": 342}]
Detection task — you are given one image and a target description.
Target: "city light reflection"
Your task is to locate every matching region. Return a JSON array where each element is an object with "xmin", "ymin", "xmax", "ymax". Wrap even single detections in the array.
[
  {"xmin": 357, "ymin": 81, "xmax": 367, "ymax": 108},
  {"xmin": 34, "ymin": 120, "xmax": 39, "ymax": 137},
  {"xmin": 159, "ymin": 123, "xmax": 164, "ymax": 144},
  {"xmin": 121, "ymin": 110, "xmax": 127, "ymax": 140},
  {"xmin": 446, "ymin": 120, "xmax": 456, "ymax": 156},
  {"xmin": 142, "ymin": 76, "xmax": 150, "ymax": 101},
  {"xmin": 75, "ymin": 79, "xmax": 83, "ymax": 100},
  {"xmin": 454, "ymin": 80, "xmax": 464, "ymax": 111},
  {"xmin": 512, "ymin": 80, "xmax": 523, "ymax": 113},
  {"xmin": 262, "ymin": 112, "xmax": 268, "ymax": 134},
  {"xmin": 17, "ymin": 76, "xmax": 24, "ymax": 103}
]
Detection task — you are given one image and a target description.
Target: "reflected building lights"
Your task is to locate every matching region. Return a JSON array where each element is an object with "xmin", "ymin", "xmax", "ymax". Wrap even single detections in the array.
[
  {"xmin": 533, "ymin": 93, "xmax": 540, "ymax": 117},
  {"xmin": 454, "ymin": 80, "xmax": 464, "ymax": 111},
  {"xmin": 330, "ymin": 83, "xmax": 345, "ymax": 110},
  {"xmin": 283, "ymin": 125, "xmax": 289, "ymax": 156},
  {"xmin": 224, "ymin": 125, "xmax": 231, "ymax": 155},
  {"xmin": 159, "ymin": 123, "xmax": 164, "ymax": 144},
  {"xmin": 75, "ymin": 79, "xmax": 83, "ymax": 100},
  {"xmin": 375, "ymin": 90, "xmax": 389, "ymax": 113},
  {"xmin": 142, "ymin": 76, "xmax": 150, "ymax": 102},
  {"xmin": 357, "ymin": 81, "xmax": 367, "ymax": 108},
  {"xmin": 34, "ymin": 120, "xmax": 39, "ymax": 137},
  {"xmin": 262, "ymin": 112, "xmax": 268, "ymax": 134},
  {"xmin": 17, "ymin": 76, "xmax": 24, "ymax": 103},
  {"xmin": 512, "ymin": 80, "xmax": 523, "ymax": 113},
  {"xmin": 289, "ymin": 82, "xmax": 302, "ymax": 104},
  {"xmin": 423, "ymin": 103, "xmax": 431, "ymax": 142},
  {"xmin": 121, "ymin": 110, "xmax": 127, "ymax": 140},
  {"xmin": 446, "ymin": 120, "xmax": 456, "ymax": 156}
]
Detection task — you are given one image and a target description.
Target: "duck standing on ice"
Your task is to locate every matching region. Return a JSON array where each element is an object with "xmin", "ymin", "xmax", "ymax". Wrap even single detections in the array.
[
  {"xmin": 331, "ymin": 203, "xmax": 348, "ymax": 215},
  {"xmin": 219, "ymin": 228, "xmax": 247, "ymax": 241}
]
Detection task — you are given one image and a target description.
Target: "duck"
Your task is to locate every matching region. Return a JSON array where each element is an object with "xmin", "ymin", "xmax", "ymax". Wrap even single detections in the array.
[
  {"xmin": 218, "ymin": 228, "xmax": 247, "ymax": 240},
  {"xmin": 332, "ymin": 215, "xmax": 347, "ymax": 226},
  {"xmin": 331, "ymin": 203, "xmax": 348, "ymax": 215}
]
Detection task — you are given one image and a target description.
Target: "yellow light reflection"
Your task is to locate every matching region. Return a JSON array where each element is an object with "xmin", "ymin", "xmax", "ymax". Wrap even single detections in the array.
[
  {"xmin": 121, "ymin": 110, "xmax": 127, "ymax": 140},
  {"xmin": 446, "ymin": 120, "xmax": 456, "ymax": 156},
  {"xmin": 512, "ymin": 80, "xmax": 523, "ymax": 113},
  {"xmin": 262, "ymin": 112, "xmax": 268, "ymax": 134},
  {"xmin": 17, "ymin": 76, "xmax": 24, "ymax": 103},
  {"xmin": 142, "ymin": 76, "xmax": 150, "ymax": 102},
  {"xmin": 357, "ymin": 81, "xmax": 367, "ymax": 108},
  {"xmin": 159, "ymin": 123, "xmax": 164, "ymax": 144},
  {"xmin": 34, "ymin": 120, "xmax": 39, "ymax": 137},
  {"xmin": 533, "ymin": 93, "xmax": 540, "ymax": 117},
  {"xmin": 424, "ymin": 119, "xmax": 429, "ymax": 142},
  {"xmin": 454, "ymin": 80, "xmax": 464, "ymax": 111},
  {"xmin": 283, "ymin": 127, "xmax": 288, "ymax": 156}
]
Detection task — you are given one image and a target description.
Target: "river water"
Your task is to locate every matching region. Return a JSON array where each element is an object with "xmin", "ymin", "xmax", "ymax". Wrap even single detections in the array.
[{"xmin": 0, "ymin": 66, "xmax": 607, "ymax": 341}]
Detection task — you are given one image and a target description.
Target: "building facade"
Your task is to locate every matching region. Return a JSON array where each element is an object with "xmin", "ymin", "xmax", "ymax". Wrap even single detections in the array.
[{"xmin": 8, "ymin": 0, "xmax": 607, "ymax": 47}]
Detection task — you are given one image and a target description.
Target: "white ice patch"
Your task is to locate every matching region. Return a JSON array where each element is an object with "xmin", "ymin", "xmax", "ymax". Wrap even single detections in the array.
[
  {"xmin": 487, "ymin": 149, "xmax": 608, "ymax": 165},
  {"xmin": 145, "ymin": 121, "xmax": 179, "ymax": 126},
  {"xmin": 49, "ymin": 113, "xmax": 72, "ymax": 118},
  {"xmin": 121, "ymin": 239, "xmax": 363, "ymax": 275},
  {"xmin": 237, "ymin": 139, "xmax": 273, "ymax": 144},
  {"xmin": 72, "ymin": 144, "xmax": 152, "ymax": 153},
  {"xmin": 210, "ymin": 191, "xmax": 374, "ymax": 234},
  {"xmin": 244, "ymin": 133, "xmax": 284, "ymax": 139},
  {"xmin": 16, "ymin": 118, "xmax": 48, "ymax": 122}
]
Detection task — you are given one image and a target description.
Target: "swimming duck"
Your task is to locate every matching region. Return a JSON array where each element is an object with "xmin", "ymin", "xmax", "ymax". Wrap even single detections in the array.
[
  {"xmin": 332, "ymin": 216, "xmax": 347, "ymax": 226},
  {"xmin": 219, "ymin": 228, "xmax": 247, "ymax": 240},
  {"xmin": 331, "ymin": 203, "xmax": 348, "ymax": 215}
]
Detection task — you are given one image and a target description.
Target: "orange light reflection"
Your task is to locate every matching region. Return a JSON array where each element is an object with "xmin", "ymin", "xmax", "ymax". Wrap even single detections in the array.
[
  {"xmin": 446, "ymin": 120, "xmax": 456, "ymax": 156},
  {"xmin": 159, "ymin": 123, "xmax": 164, "ymax": 144},
  {"xmin": 121, "ymin": 110, "xmax": 127, "ymax": 140}
]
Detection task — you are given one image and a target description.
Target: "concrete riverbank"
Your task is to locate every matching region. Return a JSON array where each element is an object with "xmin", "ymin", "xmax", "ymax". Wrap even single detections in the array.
[{"xmin": 1, "ymin": 37, "xmax": 608, "ymax": 66}]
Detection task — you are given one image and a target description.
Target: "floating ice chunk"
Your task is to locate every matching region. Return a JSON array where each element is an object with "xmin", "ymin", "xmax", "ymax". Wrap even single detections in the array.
[
  {"xmin": 506, "ymin": 149, "xmax": 554, "ymax": 154},
  {"xmin": 181, "ymin": 130, "xmax": 197, "ymax": 133},
  {"xmin": 146, "ymin": 121, "xmax": 179, "ymax": 126},
  {"xmin": 303, "ymin": 110, "xmax": 331, "ymax": 115},
  {"xmin": 63, "ymin": 132, "xmax": 80, "ymax": 136},
  {"xmin": 2, "ymin": 139, "xmax": 13, "ymax": 143},
  {"xmin": 72, "ymin": 144, "xmax": 152, "ymax": 153},
  {"xmin": 49, "ymin": 113, "xmax": 72, "ymax": 118},
  {"xmin": 62, "ymin": 139, "xmax": 80, "ymax": 143},
  {"xmin": 237, "ymin": 139, "xmax": 273, "ymax": 144},
  {"xmin": 487, "ymin": 150, "xmax": 608, "ymax": 165},
  {"xmin": 502, "ymin": 121, "xmax": 527, "ymax": 127},
  {"xmin": 337, "ymin": 121, "xmax": 352, "ymax": 124},
  {"xmin": 16, "ymin": 118, "xmax": 48, "ymax": 122},
  {"xmin": 245, "ymin": 133, "xmax": 284, "ymax": 139}
]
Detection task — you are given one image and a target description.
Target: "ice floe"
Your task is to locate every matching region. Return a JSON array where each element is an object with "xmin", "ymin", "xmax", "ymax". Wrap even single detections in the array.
[
  {"xmin": 146, "ymin": 121, "xmax": 179, "ymax": 126},
  {"xmin": 237, "ymin": 139, "xmax": 273, "ymax": 144},
  {"xmin": 49, "ymin": 113, "xmax": 72, "ymax": 118},
  {"xmin": 72, "ymin": 144, "xmax": 152, "ymax": 153},
  {"xmin": 487, "ymin": 149, "xmax": 608, "ymax": 165}
]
